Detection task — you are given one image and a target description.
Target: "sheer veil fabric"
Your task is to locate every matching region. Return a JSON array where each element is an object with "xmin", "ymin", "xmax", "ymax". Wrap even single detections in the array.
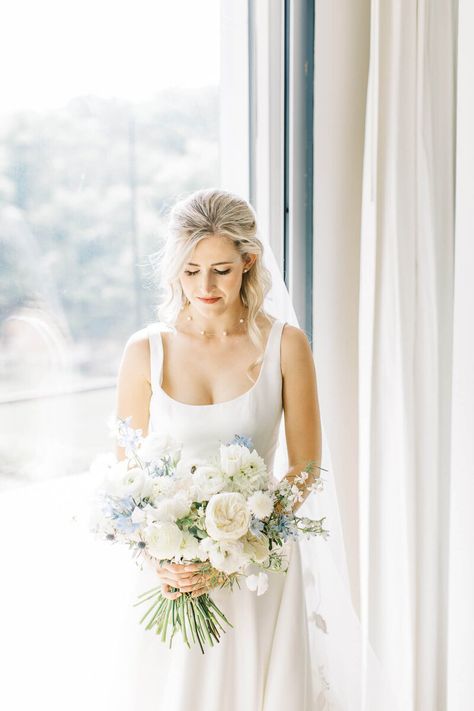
[{"xmin": 259, "ymin": 234, "xmax": 402, "ymax": 710}]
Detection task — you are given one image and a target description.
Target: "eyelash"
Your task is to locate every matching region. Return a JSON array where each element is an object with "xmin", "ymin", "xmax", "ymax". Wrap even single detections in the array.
[{"xmin": 184, "ymin": 269, "xmax": 231, "ymax": 276}]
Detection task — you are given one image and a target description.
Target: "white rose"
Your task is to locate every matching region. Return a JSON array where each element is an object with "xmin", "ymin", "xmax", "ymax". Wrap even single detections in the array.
[
  {"xmin": 138, "ymin": 432, "xmax": 182, "ymax": 463},
  {"xmin": 199, "ymin": 537, "xmax": 248, "ymax": 574},
  {"xmin": 192, "ymin": 465, "xmax": 229, "ymax": 501},
  {"xmin": 247, "ymin": 490, "xmax": 274, "ymax": 519},
  {"xmin": 205, "ymin": 492, "xmax": 250, "ymax": 541},
  {"xmin": 219, "ymin": 444, "xmax": 245, "ymax": 476},
  {"xmin": 242, "ymin": 532, "xmax": 270, "ymax": 564},
  {"xmin": 144, "ymin": 521, "xmax": 184, "ymax": 559}
]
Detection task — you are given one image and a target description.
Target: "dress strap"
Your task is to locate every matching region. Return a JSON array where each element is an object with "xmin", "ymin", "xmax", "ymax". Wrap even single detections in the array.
[
  {"xmin": 269, "ymin": 318, "xmax": 286, "ymax": 380},
  {"xmin": 147, "ymin": 323, "xmax": 165, "ymax": 389}
]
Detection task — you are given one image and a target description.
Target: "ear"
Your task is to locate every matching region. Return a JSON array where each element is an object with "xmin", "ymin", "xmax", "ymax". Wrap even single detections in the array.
[{"xmin": 243, "ymin": 254, "xmax": 257, "ymax": 271}]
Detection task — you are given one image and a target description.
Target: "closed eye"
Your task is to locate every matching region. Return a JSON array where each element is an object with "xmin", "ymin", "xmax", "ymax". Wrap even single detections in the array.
[{"xmin": 184, "ymin": 269, "xmax": 231, "ymax": 276}]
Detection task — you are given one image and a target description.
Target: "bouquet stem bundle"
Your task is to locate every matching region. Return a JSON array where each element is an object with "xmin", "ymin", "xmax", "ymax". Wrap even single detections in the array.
[{"xmin": 135, "ymin": 586, "xmax": 233, "ymax": 654}]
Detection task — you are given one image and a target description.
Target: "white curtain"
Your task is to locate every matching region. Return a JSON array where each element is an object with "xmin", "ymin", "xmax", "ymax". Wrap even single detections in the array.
[
  {"xmin": 314, "ymin": 1, "xmax": 462, "ymax": 709},
  {"xmin": 447, "ymin": 0, "xmax": 474, "ymax": 708}
]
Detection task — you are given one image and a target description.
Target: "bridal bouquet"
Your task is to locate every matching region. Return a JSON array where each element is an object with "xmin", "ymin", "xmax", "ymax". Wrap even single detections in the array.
[{"xmin": 90, "ymin": 416, "xmax": 329, "ymax": 653}]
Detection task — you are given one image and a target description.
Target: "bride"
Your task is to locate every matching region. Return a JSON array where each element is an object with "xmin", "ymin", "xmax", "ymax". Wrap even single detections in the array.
[
  {"xmin": 0, "ymin": 187, "xmax": 402, "ymax": 710},
  {"xmin": 112, "ymin": 187, "xmax": 322, "ymax": 710}
]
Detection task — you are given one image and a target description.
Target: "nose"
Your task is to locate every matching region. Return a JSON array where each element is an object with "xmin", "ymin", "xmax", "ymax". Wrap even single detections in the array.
[{"xmin": 200, "ymin": 270, "xmax": 217, "ymax": 295}]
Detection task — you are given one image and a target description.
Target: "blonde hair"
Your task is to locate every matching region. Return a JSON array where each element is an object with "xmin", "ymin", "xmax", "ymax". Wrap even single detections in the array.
[{"xmin": 149, "ymin": 187, "xmax": 274, "ymax": 382}]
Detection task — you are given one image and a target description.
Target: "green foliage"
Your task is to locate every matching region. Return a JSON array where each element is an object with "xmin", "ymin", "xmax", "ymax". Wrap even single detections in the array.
[{"xmin": 0, "ymin": 87, "xmax": 219, "ymax": 372}]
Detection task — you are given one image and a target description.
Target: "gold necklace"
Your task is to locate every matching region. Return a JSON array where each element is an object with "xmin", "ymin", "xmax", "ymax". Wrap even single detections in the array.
[{"xmin": 181, "ymin": 305, "xmax": 247, "ymax": 337}]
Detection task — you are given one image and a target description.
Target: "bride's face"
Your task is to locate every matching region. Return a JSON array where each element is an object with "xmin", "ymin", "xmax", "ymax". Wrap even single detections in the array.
[{"xmin": 179, "ymin": 234, "xmax": 254, "ymax": 314}]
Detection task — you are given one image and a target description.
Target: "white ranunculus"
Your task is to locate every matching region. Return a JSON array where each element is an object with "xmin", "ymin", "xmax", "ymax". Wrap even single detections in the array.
[
  {"xmin": 192, "ymin": 465, "xmax": 229, "ymax": 501},
  {"xmin": 175, "ymin": 457, "xmax": 206, "ymax": 478},
  {"xmin": 138, "ymin": 432, "xmax": 182, "ymax": 463},
  {"xmin": 103, "ymin": 462, "xmax": 151, "ymax": 500},
  {"xmin": 245, "ymin": 571, "xmax": 269, "ymax": 595},
  {"xmin": 199, "ymin": 537, "xmax": 248, "ymax": 574},
  {"xmin": 144, "ymin": 521, "xmax": 184, "ymax": 559},
  {"xmin": 219, "ymin": 444, "xmax": 246, "ymax": 476},
  {"xmin": 177, "ymin": 531, "xmax": 205, "ymax": 561},
  {"xmin": 205, "ymin": 492, "xmax": 250, "ymax": 541},
  {"xmin": 242, "ymin": 532, "xmax": 270, "ymax": 564},
  {"xmin": 151, "ymin": 476, "xmax": 179, "ymax": 498},
  {"xmin": 151, "ymin": 492, "xmax": 191, "ymax": 522},
  {"xmin": 247, "ymin": 490, "xmax": 274, "ymax": 519}
]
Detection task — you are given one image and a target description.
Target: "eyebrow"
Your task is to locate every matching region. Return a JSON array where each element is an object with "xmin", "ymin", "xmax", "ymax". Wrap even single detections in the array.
[{"xmin": 186, "ymin": 261, "xmax": 235, "ymax": 266}]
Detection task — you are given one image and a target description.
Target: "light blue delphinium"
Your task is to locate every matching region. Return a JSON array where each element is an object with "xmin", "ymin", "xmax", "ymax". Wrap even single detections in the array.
[
  {"xmin": 227, "ymin": 434, "xmax": 254, "ymax": 450},
  {"xmin": 102, "ymin": 495, "xmax": 140, "ymax": 533},
  {"xmin": 114, "ymin": 416, "xmax": 143, "ymax": 457}
]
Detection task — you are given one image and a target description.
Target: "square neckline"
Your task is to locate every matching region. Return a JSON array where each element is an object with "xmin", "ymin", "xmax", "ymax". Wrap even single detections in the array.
[{"xmin": 153, "ymin": 318, "xmax": 280, "ymax": 408}]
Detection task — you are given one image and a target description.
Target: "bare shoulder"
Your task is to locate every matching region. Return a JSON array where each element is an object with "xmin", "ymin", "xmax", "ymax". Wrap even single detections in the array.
[
  {"xmin": 280, "ymin": 323, "xmax": 313, "ymax": 377},
  {"xmin": 119, "ymin": 326, "xmax": 151, "ymax": 380}
]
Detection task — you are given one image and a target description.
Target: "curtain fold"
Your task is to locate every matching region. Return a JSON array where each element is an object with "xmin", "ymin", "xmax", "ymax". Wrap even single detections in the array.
[
  {"xmin": 447, "ymin": 1, "xmax": 473, "ymax": 708},
  {"xmin": 357, "ymin": 2, "xmax": 457, "ymax": 709}
]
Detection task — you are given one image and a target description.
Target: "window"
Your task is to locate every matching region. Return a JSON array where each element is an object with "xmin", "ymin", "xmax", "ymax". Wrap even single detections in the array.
[{"xmin": 0, "ymin": 0, "xmax": 221, "ymax": 486}]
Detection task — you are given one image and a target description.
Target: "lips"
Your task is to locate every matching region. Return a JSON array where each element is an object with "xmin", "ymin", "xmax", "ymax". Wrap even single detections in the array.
[{"xmin": 197, "ymin": 297, "xmax": 221, "ymax": 303}]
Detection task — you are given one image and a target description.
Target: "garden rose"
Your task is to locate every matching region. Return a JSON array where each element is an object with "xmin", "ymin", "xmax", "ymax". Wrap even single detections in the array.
[{"xmin": 205, "ymin": 492, "xmax": 250, "ymax": 541}]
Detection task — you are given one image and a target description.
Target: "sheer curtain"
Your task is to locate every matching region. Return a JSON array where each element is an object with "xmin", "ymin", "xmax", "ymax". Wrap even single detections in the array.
[
  {"xmin": 447, "ymin": 0, "xmax": 474, "ymax": 708},
  {"xmin": 314, "ymin": 1, "xmax": 461, "ymax": 709}
]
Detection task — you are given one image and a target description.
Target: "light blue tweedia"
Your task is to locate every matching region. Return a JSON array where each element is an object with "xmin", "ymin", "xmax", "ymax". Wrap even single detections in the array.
[
  {"xmin": 270, "ymin": 514, "xmax": 299, "ymax": 542},
  {"xmin": 250, "ymin": 516, "xmax": 265, "ymax": 535},
  {"xmin": 227, "ymin": 434, "xmax": 254, "ymax": 450}
]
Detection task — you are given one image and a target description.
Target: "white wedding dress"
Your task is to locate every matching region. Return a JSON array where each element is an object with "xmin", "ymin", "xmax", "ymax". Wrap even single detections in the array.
[
  {"xmin": 119, "ymin": 317, "xmax": 313, "ymax": 711},
  {"xmin": 0, "ymin": 315, "xmax": 403, "ymax": 711}
]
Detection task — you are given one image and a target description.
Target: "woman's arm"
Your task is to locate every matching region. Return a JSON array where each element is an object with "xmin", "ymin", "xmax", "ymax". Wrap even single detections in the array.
[
  {"xmin": 115, "ymin": 329, "xmax": 152, "ymax": 461},
  {"xmin": 280, "ymin": 324, "xmax": 323, "ymax": 512}
]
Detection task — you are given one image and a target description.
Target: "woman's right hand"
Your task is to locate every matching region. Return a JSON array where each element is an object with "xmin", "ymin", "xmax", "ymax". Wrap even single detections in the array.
[{"xmin": 155, "ymin": 561, "xmax": 208, "ymax": 600}]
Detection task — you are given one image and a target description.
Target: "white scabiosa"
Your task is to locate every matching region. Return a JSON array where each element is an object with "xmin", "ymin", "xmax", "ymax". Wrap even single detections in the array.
[
  {"xmin": 247, "ymin": 490, "xmax": 274, "ymax": 519},
  {"xmin": 230, "ymin": 450, "xmax": 268, "ymax": 496}
]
